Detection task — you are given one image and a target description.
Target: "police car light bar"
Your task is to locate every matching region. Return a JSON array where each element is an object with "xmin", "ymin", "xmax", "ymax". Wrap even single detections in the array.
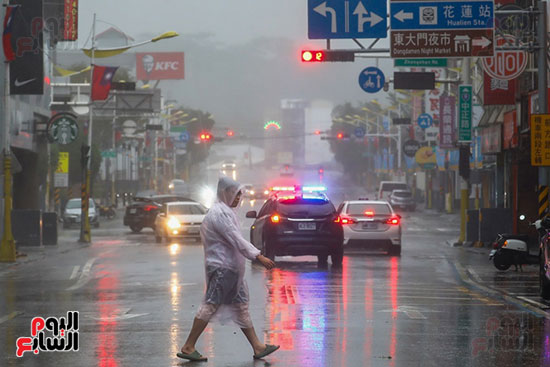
[{"xmin": 302, "ymin": 186, "xmax": 327, "ymax": 192}]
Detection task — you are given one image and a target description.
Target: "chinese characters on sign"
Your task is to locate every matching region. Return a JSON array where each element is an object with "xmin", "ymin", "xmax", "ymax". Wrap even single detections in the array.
[
  {"xmin": 483, "ymin": 72, "xmax": 516, "ymax": 105},
  {"xmin": 458, "ymin": 85, "xmax": 473, "ymax": 142},
  {"xmin": 439, "ymin": 95, "xmax": 456, "ymax": 149},
  {"xmin": 64, "ymin": 0, "xmax": 78, "ymax": 41},
  {"xmin": 530, "ymin": 114, "xmax": 550, "ymax": 166}
]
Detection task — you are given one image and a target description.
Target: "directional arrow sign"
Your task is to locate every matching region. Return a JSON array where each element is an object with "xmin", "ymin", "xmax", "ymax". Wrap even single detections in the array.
[{"xmin": 308, "ymin": 0, "xmax": 387, "ymax": 39}]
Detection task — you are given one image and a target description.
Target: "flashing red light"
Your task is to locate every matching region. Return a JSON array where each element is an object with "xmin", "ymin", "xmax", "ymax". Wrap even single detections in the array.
[
  {"xmin": 387, "ymin": 216, "xmax": 400, "ymax": 225},
  {"xmin": 271, "ymin": 214, "xmax": 281, "ymax": 223},
  {"xmin": 337, "ymin": 133, "xmax": 344, "ymax": 139},
  {"xmin": 144, "ymin": 205, "xmax": 157, "ymax": 212},
  {"xmin": 341, "ymin": 216, "xmax": 356, "ymax": 225},
  {"xmin": 301, "ymin": 50, "xmax": 325, "ymax": 62},
  {"xmin": 314, "ymin": 130, "xmax": 321, "ymax": 135},
  {"xmin": 200, "ymin": 132, "xmax": 212, "ymax": 141},
  {"xmin": 319, "ymin": 168, "xmax": 324, "ymax": 174},
  {"xmin": 226, "ymin": 130, "xmax": 234, "ymax": 137}
]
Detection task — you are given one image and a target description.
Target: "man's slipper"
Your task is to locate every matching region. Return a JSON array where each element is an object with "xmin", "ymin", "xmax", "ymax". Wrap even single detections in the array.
[
  {"xmin": 176, "ymin": 350, "xmax": 208, "ymax": 362},
  {"xmin": 253, "ymin": 344, "xmax": 280, "ymax": 359}
]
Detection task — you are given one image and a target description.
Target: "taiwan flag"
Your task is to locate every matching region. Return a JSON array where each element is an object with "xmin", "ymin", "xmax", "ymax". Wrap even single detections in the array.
[
  {"xmin": 91, "ymin": 65, "xmax": 118, "ymax": 101},
  {"xmin": 3, "ymin": 5, "xmax": 18, "ymax": 62}
]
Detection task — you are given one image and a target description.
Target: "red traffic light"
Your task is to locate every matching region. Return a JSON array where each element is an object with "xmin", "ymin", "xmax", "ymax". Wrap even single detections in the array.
[
  {"xmin": 337, "ymin": 133, "xmax": 344, "ymax": 139},
  {"xmin": 301, "ymin": 50, "xmax": 325, "ymax": 62},
  {"xmin": 319, "ymin": 168, "xmax": 324, "ymax": 174},
  {"xmin": 314, "ymin": 130, "xmax": 321, "ymax": 135},
  {"xmin": 226, "ymin": 130, "xmax": 234, "ymax": 137}
]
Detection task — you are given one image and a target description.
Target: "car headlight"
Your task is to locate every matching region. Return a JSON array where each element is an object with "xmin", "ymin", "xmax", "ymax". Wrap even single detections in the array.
[
  {"xmin": 167, "ymin": 216, "xmax": 181, "ymax": 229},
  {"xmin": 249, "ymin": 190, "xmax": 255, "ymax": 195}
]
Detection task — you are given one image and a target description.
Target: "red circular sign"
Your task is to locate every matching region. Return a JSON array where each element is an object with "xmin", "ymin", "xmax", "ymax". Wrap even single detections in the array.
[{"xmin": 482, "ymin": 35, "xmax": 527, "ymax": 80}]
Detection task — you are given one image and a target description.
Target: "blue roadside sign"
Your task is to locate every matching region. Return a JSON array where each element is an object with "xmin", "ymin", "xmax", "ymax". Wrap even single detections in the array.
[
  {"xmin": 179, "ymin": 131, "xmax": 190, "ymax": 143},
  {"xmin": 354, "ymin": 126, "xmax": 366, "ymax": 138},
  {"xmin": 359, "ymin": 66, "xmax": 385, "ymax": 93},
  {"xmin": 308, "ymin": 0, "xmax": 387, "ymax": 39},
  {"xmin": 390, "ymin": 1, "xmax": 494, "ymax": 30},
  {"xmin": 417, "ymin": 113, "xmax": 433, "ymax": 129}
]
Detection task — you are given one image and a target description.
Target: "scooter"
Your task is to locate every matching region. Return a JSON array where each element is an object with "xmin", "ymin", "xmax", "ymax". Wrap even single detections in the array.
[
  {"xmin": 98, "ymin": 204, "xmax": 116, "ymax": 219},
  {"xmin": 489, "ymin": 215, "xmax": 549, "ymax": 271}
]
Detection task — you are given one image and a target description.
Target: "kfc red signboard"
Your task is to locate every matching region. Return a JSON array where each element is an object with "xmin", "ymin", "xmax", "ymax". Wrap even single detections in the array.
[
  {"xmin": 136, "ymin": 52, "xmax": 184, "ymax": 81},
  {"xmin": 483, "ymin": 72, "xmax": 516, "ymax": 105},
  {"xmin": 482, "ymin": 35, "xmax": 527, "ymax": 80}
]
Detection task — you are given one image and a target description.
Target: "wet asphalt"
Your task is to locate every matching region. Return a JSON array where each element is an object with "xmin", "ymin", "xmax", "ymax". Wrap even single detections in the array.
[{"xmin": 1, "ymin": 200, "xmax": 550, "ymax": 367}]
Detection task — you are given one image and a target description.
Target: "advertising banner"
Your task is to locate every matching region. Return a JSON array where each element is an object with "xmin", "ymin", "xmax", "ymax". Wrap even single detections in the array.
[{"xmin": 439, "ymin": 95, "xmax": 456, "ymax": 149}]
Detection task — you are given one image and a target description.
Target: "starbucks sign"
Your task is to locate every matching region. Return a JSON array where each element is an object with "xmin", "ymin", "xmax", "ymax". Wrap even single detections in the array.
[{"xmin": 48, "ymin": 113, "xmax": 79, "ymax": 145}]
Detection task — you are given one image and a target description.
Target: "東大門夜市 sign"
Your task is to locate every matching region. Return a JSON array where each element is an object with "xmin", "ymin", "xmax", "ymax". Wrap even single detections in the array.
[{"xmin": 390, "ymin": 0, "xmax": 495, "ymax": 58}]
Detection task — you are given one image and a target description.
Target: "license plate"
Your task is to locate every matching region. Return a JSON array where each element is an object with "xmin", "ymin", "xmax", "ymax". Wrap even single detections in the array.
[
  {"xmin": 298, "ymin": 223, "xmax": 316, "ymax": 231},
  {"xmin": 129, "ymin": 208, "xmax": 136, "ymax": 214},
  {"xmin": 362, "ymin": 223, "xmax": 377, "ymax": 229},
  {"xmin": 186, "ymin": 227, "xmax": 199, "ymax": 234}
]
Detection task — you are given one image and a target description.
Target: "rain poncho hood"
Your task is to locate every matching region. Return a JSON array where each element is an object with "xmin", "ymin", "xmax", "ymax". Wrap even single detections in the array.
[{"xmin": 198, "ymin": 176, "xmax": 261, "ymax": 326}]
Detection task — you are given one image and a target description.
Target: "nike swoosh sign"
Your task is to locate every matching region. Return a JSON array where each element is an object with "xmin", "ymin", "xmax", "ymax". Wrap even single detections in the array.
[{"xmin": 14, "ymin": 78, "xmax": 35, "ymax": 87}]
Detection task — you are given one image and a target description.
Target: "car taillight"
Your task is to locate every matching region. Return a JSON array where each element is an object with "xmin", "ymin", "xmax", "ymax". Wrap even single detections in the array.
[
  {"xmin": 271, "ymin": 214, "xmax": 280, "ymax": 223},
  {"xmin": 341, "ymin": 216, "xmax": 356, "ymax": 225},
  {"xmin": 503, "ymin": 240, "xmax": 508, "ymax": 247},
  {"xmin": 365, "ymin": 210, "xmax": 374, "ymax": 217},
  {"xmin": 334, "ymin": 216, "xmax": 341, "ymax": 224},
  {"xmin": 144, "ymin": 205, "xmax": 157, "ymax": 211},
  {"xmin": 386, "ymin": 216, "xmax": 400, "ymax": 225}
]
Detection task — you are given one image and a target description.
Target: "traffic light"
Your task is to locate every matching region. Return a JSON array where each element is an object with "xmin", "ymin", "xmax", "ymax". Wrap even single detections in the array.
[
  {"xmin": 226, "ymin": 130, "xmax": 234, "ymax": 137},
  {"xmin": 314, "ymin": 130, "xmax": 321, "ymax": 135},
  {"xmin": 199, "ymin": 132, "xmax": 212, "ymax": 142},
  {"xmin": 337, "ymin": 133, "xmax": 344, "ymax": 140},
  {"xmin": 301, "ymin": 50, "xmax": 355, "ymax": 63}
]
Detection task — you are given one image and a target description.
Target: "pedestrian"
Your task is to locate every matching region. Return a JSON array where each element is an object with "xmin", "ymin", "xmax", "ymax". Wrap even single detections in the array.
[{"xmin": 178, "ymin": 176, "xmax": 280, "ymax": 362}]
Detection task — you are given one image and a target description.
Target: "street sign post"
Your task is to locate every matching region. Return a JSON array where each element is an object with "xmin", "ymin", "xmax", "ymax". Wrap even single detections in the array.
[
  {"xmin": 354, "ymin": 126, "xmax": 366, "ymax": 138},
  {"xmin": 359, "ymin": 66, "xmax": 385, "ymax": 93},
  {"xmin": 390, "ymin": 0, "xmax": 495, "ymax": 58},
  {"xmin": 417, "ymin": 113, "xmax": 433, "ymax": 129},
  {"xmin": 458, "ymin": 85, "xmax": 473, "ymax": 142},
  {"xmin": 308, "ymin": 0, "xmax": 387, "ymax": 39},
  {"xmin": 393, "ymin": 118, "xmax": 411, "ymax": 125}
]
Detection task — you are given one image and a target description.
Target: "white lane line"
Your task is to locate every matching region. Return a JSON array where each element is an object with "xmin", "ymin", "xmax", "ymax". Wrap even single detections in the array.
[
  {"xmin": 69, "ymin": 265, "xmax": 80, "ymax": 280},
  {"xmin": 467, "ymin": 267, "xmax": 483, "ymax": 283},
  {"xmin": 66, "ymin": 257, "xmax": 98, "ymax": 291},
  {"xmin": 0, "ymin": 311, "xmax": 23, "ymax": 325}
]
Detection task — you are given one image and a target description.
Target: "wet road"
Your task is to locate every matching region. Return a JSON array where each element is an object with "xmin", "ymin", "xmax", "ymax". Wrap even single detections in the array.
[{"xmin": 1, "ymin": 200, "xmax": 550, "ymax": 366}]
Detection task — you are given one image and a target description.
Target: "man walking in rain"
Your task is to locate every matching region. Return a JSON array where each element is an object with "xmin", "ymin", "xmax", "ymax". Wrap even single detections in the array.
[{"xmin": 178, "ymin": 176, "xmax": 280, "ymax": 362}]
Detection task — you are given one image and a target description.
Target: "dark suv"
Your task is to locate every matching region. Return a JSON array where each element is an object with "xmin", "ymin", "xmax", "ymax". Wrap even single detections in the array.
[
  {"xmin": 124, "ymin": 194, "xmax": 193, "ymax": 233},
  {"xmin": 246, "ymin": 191, "xmax": 344, "ymax": 266}
]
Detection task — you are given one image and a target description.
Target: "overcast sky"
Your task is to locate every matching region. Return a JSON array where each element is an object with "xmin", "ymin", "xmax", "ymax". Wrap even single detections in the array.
[{"xmin": 79, "ymin": 0, "xmax": 310, "ymax": 46}]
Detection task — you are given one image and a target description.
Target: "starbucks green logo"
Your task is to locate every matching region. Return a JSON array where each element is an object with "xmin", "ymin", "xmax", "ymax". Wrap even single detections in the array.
[{"xmin": 48, "ymin": 113, "xmax": 79, "ymax": 145}]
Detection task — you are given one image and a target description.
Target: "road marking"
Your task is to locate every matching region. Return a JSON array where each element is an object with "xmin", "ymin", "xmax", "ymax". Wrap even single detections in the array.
[
  {"xmin": 454, "ymin": 261, "xmax": 550, "ymax": 319},
  {"xmin": 69, "ymin": 265, "xmax": 80, "ymax": 280},
  {"xmin": 516, "ymin": 296, "xmax": 550, "ymax": 310},
  {"xmin": 0, "ymin": 311, "xmax": 23, "ymax": 325},
  {"xmin": 467, "ymin": 267, "xmax": 483, "ymax": 283},
  {"xmin": 379, "ymin": 305, "xmax": 428, "ymax": 319},
  {"xmin": 66, "ymin": 257, "xmax": 98, "ymax": 291}
]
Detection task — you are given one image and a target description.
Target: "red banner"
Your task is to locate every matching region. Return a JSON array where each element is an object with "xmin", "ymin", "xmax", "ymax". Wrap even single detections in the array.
[
  {"xmin": 439, "ymin": 95, "xmax": 456, "ymax": 149},
  {"xmin": 64, "ymin": 0, "xmax": 78, "ymax": 41},
  {"xmin": 503, "ymin": 110, "xmax": 517, "ymax": 149},
  {"xmin": 483, "ymin": 72, "xmax": 515, "ymax": 105},
  {"xmin": 136, "ymin": 52, "xmax": 185, "ymax": 81}
]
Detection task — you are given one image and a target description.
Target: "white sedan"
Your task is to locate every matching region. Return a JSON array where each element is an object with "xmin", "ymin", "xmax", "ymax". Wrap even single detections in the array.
[
  {"xmin": 154, "ymin": 201, "xmax": 207, "ymax": 243},
  {"xmin": 337, "ymin": 200, "xmax": 402, "ymax": 256}
]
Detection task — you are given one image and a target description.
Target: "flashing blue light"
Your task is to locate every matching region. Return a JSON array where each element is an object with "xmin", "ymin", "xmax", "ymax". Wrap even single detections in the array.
[{"xmin": 302, "ymin": 186, "xmax": 327, "ymax": 192}]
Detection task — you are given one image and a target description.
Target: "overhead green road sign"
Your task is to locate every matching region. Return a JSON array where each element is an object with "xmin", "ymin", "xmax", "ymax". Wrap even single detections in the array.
[
  {"xmin": 101, "ymin": 150, "xmax": 116, "ymax": 158},
  {"xmin": 394, "ymin": 59, "xmax": 447, "ymax": 68}
]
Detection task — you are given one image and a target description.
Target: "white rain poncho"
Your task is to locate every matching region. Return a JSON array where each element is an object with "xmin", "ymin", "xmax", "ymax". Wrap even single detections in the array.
[{"xmin": 196, "ymin": 176, "xmax": 261, "ymax": 328}]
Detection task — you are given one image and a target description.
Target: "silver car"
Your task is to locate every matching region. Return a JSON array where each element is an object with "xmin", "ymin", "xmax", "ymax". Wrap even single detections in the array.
[
  {"xmin": 63, "ymin": 198, "xmax": 100, "ymax": 228},
  {"xmin": 388, "ymin": 190, "xmax": 416, "ymax": 211}
]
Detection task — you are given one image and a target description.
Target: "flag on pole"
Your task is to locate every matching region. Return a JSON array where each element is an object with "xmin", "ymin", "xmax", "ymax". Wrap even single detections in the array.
[
  {"xmin": 3, "ymin": 5, "xmax": 18, "ymax": 62},
  {"xmin": 91, "ymin": 65, "xmax": 118, "ymax": 101}
]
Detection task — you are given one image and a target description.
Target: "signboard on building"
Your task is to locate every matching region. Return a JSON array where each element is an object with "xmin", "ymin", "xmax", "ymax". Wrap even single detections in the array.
[
  {"xmin": 530, "ymin": 114, "xmax": 550, "ymax": 166},
  {"xmin": 439, "ymin": 95, "xmax": 456, "ymax": 149},
  {"xmin": 390, "ymin": 0, "xmax": 495, "ymax": 58},
  {"xmin": 56, "ymin": 152, "xmax": 69, "ymax": 173},
  {"xmin": 458, "ymin": 85, "xmax": 473, "ymax": 142},
  {"xmin": 481, "ymin": 124, "xmax": 502, "ymax": 154},
  {"xmin": 483, "ymin": 72, "xmax": 516, "ymax": 105},
  {"xmin": 503, "ymin": 110, "xmax": 517, "ymax": 149},
  {"xmin": 64, "ymin": 0, "xmax": 78, "ymax": 41},
  {"xmin": 136, "ymin": 53, "xmax": 185, "ymax": 81},
  {"xmin": 481, "ymin": 35, "xmax": 527, "ymax": 80}
]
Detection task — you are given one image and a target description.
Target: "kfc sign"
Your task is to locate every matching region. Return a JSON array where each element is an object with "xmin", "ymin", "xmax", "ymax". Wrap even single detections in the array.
[{"xmin": 136, "ymin": 52, "xmax": 184, "ymax": 81}]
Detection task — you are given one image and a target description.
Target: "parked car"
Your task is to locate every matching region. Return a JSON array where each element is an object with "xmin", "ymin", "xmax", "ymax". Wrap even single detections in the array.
[
  {"xmin": 388, "ymin": 189, "xmax": 416, "ymax": 211},
  {"xmin": 247, "ymin": 187, "xmax": 343, "ymax": 266},
  {"xmin": 337, "ymin": 200, "xmax": 402, "ymax": 256},
  {"xmin": 63, "ymin": 198, "xmax": 99, "ymax": 229},
  {"xmin": 154, "ymin": 201, "xmax": 207, "ymax": 243},
  {"xmin": 123, "ymin": 194, "xmax": 193, "ymax": 233},
  {"xmin": 377, "ymin": 181, "xmax": 410, "ymax": 201}
]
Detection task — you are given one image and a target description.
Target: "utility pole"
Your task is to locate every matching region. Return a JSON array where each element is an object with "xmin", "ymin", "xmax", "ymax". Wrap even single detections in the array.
[
  {"xmin": 538, "ymin": 1, "xmax": 549, "ymax": 219},
  {"xmin": 0, "ymin": 3, "xmax": 15, "ymax": 261},
  {"xmin": 80, "ymin": 14, "xmax": 96, "ymax": 243}
]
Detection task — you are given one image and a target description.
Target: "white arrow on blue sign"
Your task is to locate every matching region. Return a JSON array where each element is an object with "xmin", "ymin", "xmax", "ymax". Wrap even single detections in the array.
[
  {"xmin": 390, "ymin": 1, "xmax": 494, "ymax": 31},
  {"xmin": 359, "ymin": 66, "xmax": 385, "ymax": 93},
  {"xmin": 354, "ymin": 126, "xmax": 366, "ymax": 138},
  {"xmin": 308, "ymin": 0, "xmax": 387, "ymax": 39},
  {"xmin": 179, "ymin": 131, "xmax": 190, "ymax": 142},
  {"xmin": 417, "ymin": 113, "xmax": 433, "ymax": 129}
]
